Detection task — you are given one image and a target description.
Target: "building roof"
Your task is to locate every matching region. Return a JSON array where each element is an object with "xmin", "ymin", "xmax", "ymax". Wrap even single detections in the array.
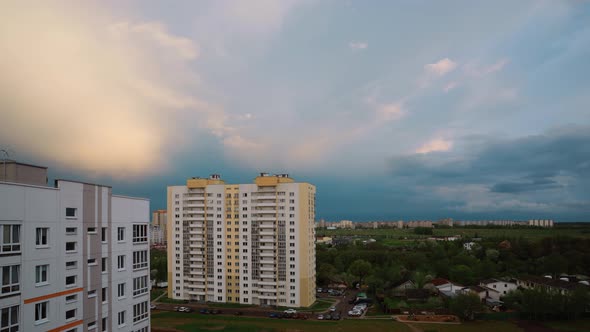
[
  {"xmin": 518, "ymin": 275, "xmax": 585, "ymax": 291},
  {"xmin": 431, "ymin": 278, "xmax": 451, "ymax": 286},
  {"xmin": 467, "ymin": 285, "xmax": 488, "ymax": 293},
  {"xmin": 480, "ymin": 278, "xmax": 499, "ymax": 285},
  {"xmin": 1, "ymin": 160, "xmax": 48, "ymax": 169}
]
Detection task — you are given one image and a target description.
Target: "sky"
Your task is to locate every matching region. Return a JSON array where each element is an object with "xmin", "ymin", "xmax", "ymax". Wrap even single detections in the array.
[{"xmin": 1, "ymin": 0, "xmax": 590, "ymax": 221}]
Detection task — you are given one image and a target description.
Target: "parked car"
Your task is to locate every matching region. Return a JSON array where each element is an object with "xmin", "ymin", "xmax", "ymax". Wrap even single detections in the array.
[
  {"xmin": 329, "ymin": 306, "xmax": 336, "ymax": 312},
  {"xmin": 269, "ymin": 312, "xmax": 280, "ymax": 318},
  {"xmin": 199, "ymin": 308, "xmax": 210, "ymax": 314},
  {"xmin": 210, "ymin": 309, "xmax": 221, "ymax": 315},
  {"xmin": 150, "ymin": 304, "xmax": 157, "ymax": 310},
  {"xmin": 234, "ymin": 311, "xmax": 243, "ymax": 316},
  {"xmin": 332, "ymin": 313, "xmax": 341, "ymax": 320},
  {"xmin": 347, "ymin": 310, "xmax": 362, "ymax": 316},
  {"xmin": 284, "ymin": 309, "xmax": 297, "ymax": 314},
  {"xmin": 324, "ymin": 314, "xmax": 332, "ymax": 320},
  {"xmin": 317, "ymin": 314, "xmax": 324, "ymax": 320},
  {"xmin": 176, "ymin": 306, "xmax": 191, "ymax": 313},
  {"xmin": 317, "ymin": 288, "xmax": 323, "ymax": 293}
]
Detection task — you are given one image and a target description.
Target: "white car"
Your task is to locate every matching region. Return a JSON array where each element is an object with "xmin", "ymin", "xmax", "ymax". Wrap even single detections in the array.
[
  {"xmin": 284, "ymin": 309, "xmax": 297, "ymax": 314},
  {"xmin": 347, "ymin": 310, "xmax": 362, "ymax": 316},
  {"xmin": 329, "ymin": 306, "xmax": 336, "ymax": 312},
  {"xmin": 177, "ymin": 306, "xmax": 191, "ymax": 312},
  {"xmin": 317, "ymin": 314, "xmax": 324, "ymax": 320}
]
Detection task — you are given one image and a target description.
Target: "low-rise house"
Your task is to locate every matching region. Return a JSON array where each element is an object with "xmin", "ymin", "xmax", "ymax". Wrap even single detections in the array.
[
  {"xmin": 461, "ymin": 285, "xmax": 494, "ymax": 301},
  {"xmin": 392, "ymin": 280, "xmax": 415, "ymax": 296},
  {"xmin": 429, "ymin": 278, "xmax": 463, "ymax": 298},
  {"xmin": 479, "ymin": 279, "xmax": 518, "ymax": 300},
  {"xmin": 516, "ymin": 275, "xmax": 586, "ymax": 295}
]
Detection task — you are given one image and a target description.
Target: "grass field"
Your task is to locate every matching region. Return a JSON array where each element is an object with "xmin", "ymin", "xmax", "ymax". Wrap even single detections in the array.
[
  {"xmin": 319, "ymin": 227, "xmax": 590, "ymax": 242},
  {"xmin": 544, "ymin": 319, "xmax": 590, "ymax": 332},
  {"xmin": 151, "ymin": 311, "xmax": 531, "ymax": 332}
]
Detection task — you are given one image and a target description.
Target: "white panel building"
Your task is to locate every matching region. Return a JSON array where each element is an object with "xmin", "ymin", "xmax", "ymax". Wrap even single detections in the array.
[{"xmin": 0, "ymin": 162, "xmax": 150, "ymax": 332}]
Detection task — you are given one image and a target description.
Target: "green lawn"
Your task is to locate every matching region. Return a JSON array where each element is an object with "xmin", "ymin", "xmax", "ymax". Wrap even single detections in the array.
[
  {"xmin": 151, "ymin": 311, "xmax": 413, "ymax": 332},
  {"xmin": 151, "ymin": 288, "xmax": 166, "ymax": 301},
  {"xmin": 309, "ymin": 298, "xmax": 337, "ymax": 311},
  {"xmin": 151, "ymin": 311, "xmax": 534, "ymax": 332},
  {"xmin": 544, "ymin": 319, "xmax": 590, "ymax": 332},
  {"xmin": 208, "ymin": 302, "xmax": 256, "ymax": 309},
  {"xmin": 319, "ymin": 227, "xmax": 590, "ymax": 242}
]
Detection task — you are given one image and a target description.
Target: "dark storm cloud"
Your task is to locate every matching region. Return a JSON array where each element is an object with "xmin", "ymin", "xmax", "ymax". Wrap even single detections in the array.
[{"xmin": 386, "ymin": 126, "xmax": 590, "ymax": 217}]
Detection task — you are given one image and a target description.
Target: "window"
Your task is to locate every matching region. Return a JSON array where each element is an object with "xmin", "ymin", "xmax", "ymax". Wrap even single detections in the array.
[
  {"xmin": 65, "ymin": 294, "xmax": 77, "ymax": 303},
  {"xmin": 35, "ymin": 265, "xmax": 48, "ymax": 285},
  {"xmin": 0, "ymin": 305, "xmax": 19, "ymax": 332},
  {"xmin": 117, "ymin": 311, "xmax": 126, "ymax": 326},
  {"xmin": 1, "ymin": 265, "xmax": 19, "ymax": 295},
  {"xmin": 102, "ymin": 287, "xmax": 108, "ymax": 303},
  {"xmin": 65, "ymin": 308, "xmax": 76, "ymax": 321},
  {"xmin": 65, "ymin": 227, "xmax": 77, "ymax": 235},
  {"xmin": 117, "ymin": 282, "xmax": 126, "ymax": 298},
  {"xmin": 117, "ymin": 255, "xmax": 125, "ymax": 270},
  {"xmin": 35, "ymin": 301, "xmax": 48, "ymax": 323},
  {"xmin": 0, "ymin": 225, "xmax": 20, "ymax": 253},
  {"xmin": 117, "ymin": 227, "xmax": 125, "ymax": 242},
  {"xmin": 132, "ymin": 225, "xmax": 148, "ymax": 243},
  {"xmin": 133, "ymin": 276, "xmax": 148, "ymax": 296},
  {"xmin": 66, "ymin": 241, "xmax": 76, "ymax": 252},
  {"xmin": 88, "ymin": 321, "xmax": 96, "ymax": 329},
  {"xmin": 87, "ymin": 227, "xmax": 97, "ymax": 234},
  {"xmin": 102, "ymin": 258, "xmax": 107, "ymax": 273},
  {"xmin": 102, "ymin": 317, "xmax": 107, "ymax": 331},
  {"xmin": 88, "ymin": 258, "xmax": 97, "ymax": 266},
  {"xmin": 35, "ymin": 228, "xmax": 49, "ymax": 247},
  {"xmin": 133, "ymin": 301, "xmax": 149, "ymax": 323},
  {"xmin": 66, "ymin": 275, "xmax": 76, "ymax": 287},
  {"xmin": 66, "ymin": 261, "xmax": 77, "ymax": 269},
  {"xmin": 65, "ymin": 207, "xmax": 77, "ymax": 218},
  {"xmin": 132, "ymin": 251, "xmax": 148, "ymax": 270},
  {"xmin": 88, "ymin": 289, "xmax": 97, "ymax": 298},
  {"xmin": 101, "ymin": 227, "xmax": 107, "ymax": 243}
]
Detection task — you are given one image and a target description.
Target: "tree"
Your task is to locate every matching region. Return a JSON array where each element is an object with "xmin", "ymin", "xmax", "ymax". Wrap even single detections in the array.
[
  {"xmin": 412, "ymin": 270, "xmax": 433, "ymax": 289},
  {"xmin": 317, "ymin": 263, "xmax": 337, "ymax": 286},
  {"xmin": 449, "ymin": 293, "xmax": 483, "ymax": 320},
  {"xmin": 348, "ymin": 259, "xmax": 372, "ymax": 286},
  {"xmin": 449, "ymin": 265, "xmax": 475, "ymax": 285}
]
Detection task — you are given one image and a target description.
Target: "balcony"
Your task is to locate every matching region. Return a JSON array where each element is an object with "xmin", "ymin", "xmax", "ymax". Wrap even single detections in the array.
[
  {"xmin": 259, "ymin": 230, "xmax": 275, "ymax": 236},
  {"xmin": 260, "ymin": 251, "xmax": 275, "ymax": 257}
]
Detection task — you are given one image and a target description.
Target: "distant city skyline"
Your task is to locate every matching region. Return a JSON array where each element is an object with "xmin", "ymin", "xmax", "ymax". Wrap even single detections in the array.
[{"xmin": 2, "ymin": 1, "xmax": 590, "ymax": 221}]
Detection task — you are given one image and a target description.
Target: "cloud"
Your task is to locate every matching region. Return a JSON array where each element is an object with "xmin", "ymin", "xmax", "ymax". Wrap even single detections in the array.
[
  {"xmin": 444, "ymin": 81, "xmax": 458, "ymax": 92},
  {"xmin": 376, "ymin": 102, "xmax": 404, "ymax": 121},
  {"xmin": 109, "ymin": 22, "xmax": 199, "ymax": 60},
  {"xmin": 387, "ymin": 126, "xmax": 590, "ymax": 214},
  {"xmin": 464, "ymin": 58, "xmax": 510, "ymax": 77},
  {"xmin": 349, "ymin": 41, "xmax": 368, "ymax": 50},
  {"xmin": 416, "ymin": 139, "xmax": 453, "ymax": 154},
  {"xmin": 424, "ymin": 58, "xmax": 457, "ymax": 76},
  {"xmin": 0, "ymin": 1, "xmax": 226, "ymax": 177}
]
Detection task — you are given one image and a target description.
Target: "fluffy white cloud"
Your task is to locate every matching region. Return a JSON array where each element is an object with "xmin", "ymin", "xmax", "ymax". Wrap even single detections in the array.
[
  {"xmin": 424, "ymin": 58, "xmax": 457, "ymax": 76},
  {"xmin": 416, "ymin": 139, "xmax": 453, "ymax": 154},
  {"xmin": 376, "ymin": 102, "xmax": 404, "ymax": 121},
  {"xmin": 0, "ymin": 1, "xmax": 226, "ymax": 177},
  {"xmin": 349, "ymin": 41, "xmax": 368, "ymax": 50}
]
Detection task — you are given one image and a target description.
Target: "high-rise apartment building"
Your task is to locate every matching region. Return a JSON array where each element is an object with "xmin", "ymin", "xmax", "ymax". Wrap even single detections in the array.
[
  {"xmin": 150, "ymin": 210, "xmax": 167, "ymax": 245},
  {"xmin": 0, "ymin": 162, "xmax": 150, "ymax": 332},
  {"xmin": 167, "ymin": 173, "xmax": 316, "ymax": 307}
]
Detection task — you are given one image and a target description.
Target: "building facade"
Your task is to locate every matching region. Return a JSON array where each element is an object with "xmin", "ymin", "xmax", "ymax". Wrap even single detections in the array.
[
  {"xmin": 167, "ymin": 173, "xmax": 316, "ymax": 307},
  {"xmin": 0, "ymin": 162, "xmax": 150, "ymax": 332}
]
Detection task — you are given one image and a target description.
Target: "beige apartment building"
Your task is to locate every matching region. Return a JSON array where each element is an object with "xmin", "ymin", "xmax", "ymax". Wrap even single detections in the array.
[{"xmin": 167, "ymin": 173, "xmax": 316, "ymax": 307}]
